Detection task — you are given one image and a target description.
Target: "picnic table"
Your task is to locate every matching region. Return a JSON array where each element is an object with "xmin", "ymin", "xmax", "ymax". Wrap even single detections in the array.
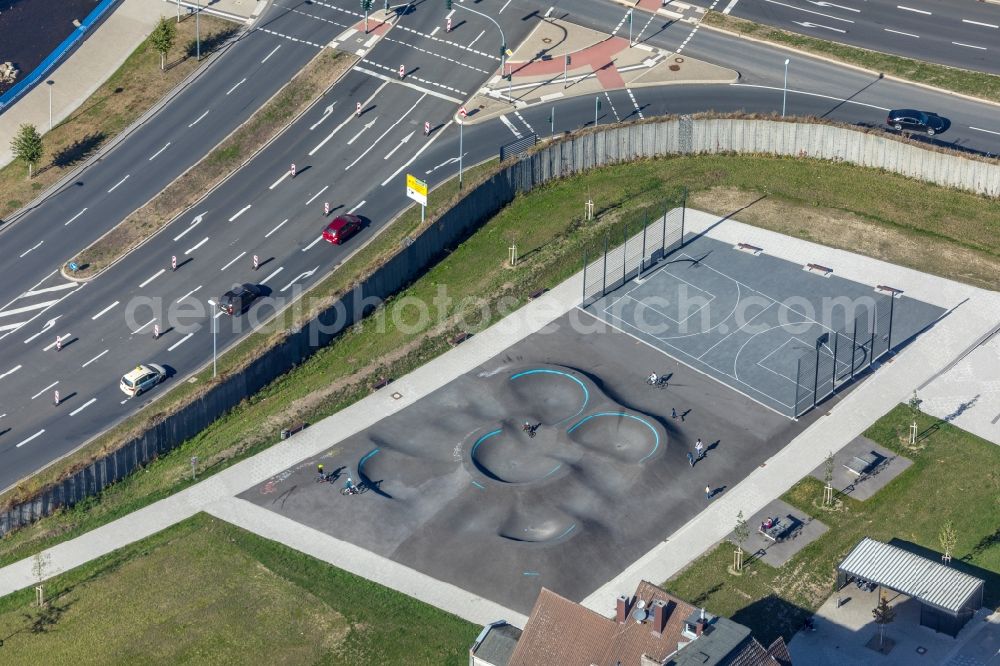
[
  {"xmin": 758, "ymin": 518, "xmax": 793, "ymax": 542},
  {"xmin": 843, "ymin": 452, "xmax": 880, "ymax": 477}
]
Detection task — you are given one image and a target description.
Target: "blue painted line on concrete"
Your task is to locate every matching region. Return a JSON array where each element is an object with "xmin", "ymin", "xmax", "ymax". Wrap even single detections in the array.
[
  {"xmin": 509, "ymin": 368, "xmax": 590, "ymax": 423},
  {"xmin": 567, "ymin": 411, "xmax": 661, "ymax": 462}
]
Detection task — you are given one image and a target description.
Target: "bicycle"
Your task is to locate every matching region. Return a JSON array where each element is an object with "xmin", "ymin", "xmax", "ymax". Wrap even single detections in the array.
[
  {"xmin": 522, "ymin": 422, "xmax": 537, "ymax": 438},
  {"xmin": 645, "ymin": 376, "xmax": 667, "ymax": 389}
]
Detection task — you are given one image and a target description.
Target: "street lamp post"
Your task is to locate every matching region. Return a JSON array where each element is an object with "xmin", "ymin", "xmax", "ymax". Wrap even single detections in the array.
[
  {"xmin": 196, "ymin": 0, "xmax": 201, "ymax": 61},
  {"xmin": 628, "ymin": 10, "xmax": 633, "ymax": 47},
  {"xmin": 46, "ymin": 80, "xmax": 54, "ymax": 131},
  {"xmin": 212, "ymin": 308, "xmax": 217, "ymax": 377},
  {"xmin": 782, "ymin": 58, "xmax": 789, "ymax": 117},
  {"xmin": 458, "ymin": 118, "xmax": 464, "ymax": 189}
]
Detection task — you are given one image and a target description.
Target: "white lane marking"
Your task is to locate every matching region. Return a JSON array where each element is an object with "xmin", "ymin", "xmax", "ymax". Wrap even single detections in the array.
[
  {"xmin": 64, "ymin": 208, "xmax": 87, "ymax": 226},
  {"xmin": 514, "ymin": 111, "xmax": 535, "ymax": 134},
  {"xmin": 0, "ymin": 323, "xmax": 25, "ymax": 332},
  {"xmin": 43, "ymin": 334, "xmax": 70, "ymax": 351},
  {"xmin": 280, "ymin": 266, "xmax": 319, "ymax": 293},
  {"xmin": 18, "ymin": 241, "xmax": 43, "ymax": 258},
  {"xmin": 177, "ymin": 285, "xmax": 202, "ymax": 302},
  {"xmin": 626, "ymin": 88, "xmax": 645, "ymax": 119},
  {"xmin": 229, "ymin": 205, "xmax": 251, "ymax": 221},
  {"xmin": 952, "ymin": 41, "xmax": 987, "ymax": 50},
  {"xmin": 0, "ymin": 365, "xmax": 21, "ymax": 380},
  {"xmin": 167, "ymin": 332, "xmax": 193, "ymax": 351},
  {"xmin": 20, "ymin": 315, "xmax": 60, "ymax": 343},
  {"xmin": 226, "ymin": 77, "xmax": 247, "ymax": 95},
  {"xmin": 15, "ymin": 430, "xmax": 45, "ymax": 448},
  {"xmin": 185, "ymin": 237, "xmax": 209, "ymax": 254},
  {"xmin": 269, "ymin": 171, "xmax": 291, "ymax": 189},
  {"xmin": 221, "ymin": 251, "xmax": 246, "ymax": 271},
  {"xmin": 23, "ymin": 282, "xmax": 77, "ymax": 297},
  {"xmin": 353, "ymin": 65, "xmax": 463, "ymax": 104},
  {"xmin": 91, "ymin": 301, "xmax": 120, "ymax": 320},
  {"xmin": 265, "ymin": 218, "xmax": 289, "ymax": 237},
  {"xmin": 256, "ymin": 26, "xmax": 322, "ymax": 48},
  {"xmin": 430, "ymin": 26, "xmax": 439, "ymax": 37},
  {"xmin": 345, "ymin": 94, "xmax": 425, "ymax": 171},
  {"xmin": 302, "ymin": 236, "xmax": 324, "ymax": 252},
  {"xmin": 794, "ymin": 20, "xmax": 846, "ymax": 32},
  {"xmin": 188, "ymin": 110, "xmax": 209, "ymax": 127},
  {"xmin": 809, "ymin": 1, "xmax": 859, "ymax": 11},
  {"xmin": 540, "ymin": 92, "xmax": 564, "ymax": 101},
  {"xmin": 148, "ymin": 142, "xmax": 171, "ymax": 161},
  {"xmin": 383, "ymin": 130, "xmax": 414, "ymax": 160},
  {"xmin": 261, "ymin": 44, "xmax": 281, "ymax": 62},
  {"xmin": 214, "ymin": 310, "xmax": 224, "ymax": 319},
  {"xmin": 896, "ymin": 4, "xmax": 930, "ymax": 14},
  {"xmin": 962, "ymin": 19, "xmax": 998, "ymax": 28},
  {"xmin": 499, "ymin": 114, "xmax": 523, "ymax": 138},
  {"xmin": 347, "ymin": 200, "xmax": 365, "ymax": 214},
  {"xmin": 544, "ymin": 6, "xmax": 554, "ymax": 18},
  {"xmin": 970, "ymin": 126, "xmax": 1000, "ymax": 136},
  {"xmin": 261, "ymin": 266, "xmax": 284, "ymax": 284},
  {"xmin": 107, "ymin": 174, "xmax": 130, "ymax": 193},
  {"xmin": 82, "ymin": 349, "xmax": 109, "ymax": 368},
  {"xmin": 885, "ymin": 28, "xmax": 920, "ymax": 37},
  {"xmin": 722, "ymin": 0, "xmax": 740, "ymax": 13},
  {"xmin": 305, "ymin": 185, "xmax": 329, "ymax": 205},
  {"xmin": 134, "ymin": 317, "xmax": 156, "ymax": 333},
  {"xmin": 346, "ymin": 116, "xmax": 379, "ymax": 146},
  {"xmin": 70, "ymin": 398, "xmax": 97, "ymax": 416},
  {"xmin": 500, "ymin": 0, "xmax": 512, "ymax": 12},
  {"xmin": 173, "ymin": 213, "xmax": 205, "ymax": 241},
  {"xmin": 309, "ymin": 80, "xmax": 389, "ymax": 156},
  {"xmin": 469, "ymin": 29, "xmax": 485, "ymax": 47},
  {"xmin": 32, "ymin": 382, "xmax": 58, "ymax": 399},
  {"xmin": 763, "ymin": 0, "xmax": 853, "ymax": 22},
  {"xmin": 139, "ymin": 269, "xmax": 165, "ymax": 288},
  {"xmin": 381, "ymin": 120, "xmax": 451, "ymax": 186},
  {"xmin": 604, "ymin": 91, "xmax": 621, "ymax": 122},
  {"xmin": 730, "ymin": 82, "xmax": 891, "ymax": 110},
  {"xmin": 0, "ymin": 300, "xmax": 59, "ymax": 318},
  {"xmin": 310, "ymin": 103, "xmax": 337, "ymax": 130}
]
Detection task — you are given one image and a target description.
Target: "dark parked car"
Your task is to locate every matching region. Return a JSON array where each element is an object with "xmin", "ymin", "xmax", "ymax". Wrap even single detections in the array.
[
  {"xmin": 886, "ymin": 109, "xmax": 946, "ymax": 136},
  {"xmin": 218, "ymin": 283, "xmax": 262, "ymax": 315},
  {"xmin": 322, "ymin": 214, "xmax": 363, "ymax": 245}
]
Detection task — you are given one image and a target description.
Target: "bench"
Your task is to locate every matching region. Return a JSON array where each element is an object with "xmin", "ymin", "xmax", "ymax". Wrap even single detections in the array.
[
  {"xmin": 843, "ymin": 452, "xmax": 880, "ymax": 477},
  {"xmin": 450, "ymin": 332, "xmax": 471, "ymax": 346},
  {"xmin": 875, "ymin": 284, "xmax": 903, "ymax": 298},
  {"xmin": 372, "ymin": 377, "xmax": 392, "ymax": 391},
  {"xmin": 804, "ymin": 262, "xmax": 833, "ymax": 277},
  {"xmin": 735, "ymin": 242, "xmax": 763, "ymax": 256},
  {"xmin": 280, "ymin": 422, "xmax": 308, "ymax": 440},
  {"xmin": 529, "ymin": 288, "xmax": 548, "ymax": 300}
]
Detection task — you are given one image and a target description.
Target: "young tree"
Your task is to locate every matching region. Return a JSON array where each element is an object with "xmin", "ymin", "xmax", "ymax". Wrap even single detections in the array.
[
  {"xmin": 938, "ymin": 521, "xmax": 958, "ymax": 564},
  {"xmin": 732, "ymin": 510, "xmax": 750, "ymax": 572},
  {"xmin": 823, "ymin": 450, "xmax": 835, "ymax": 506},
  {"xmin": 872, "ymin": 591, "xmax": 895, "ymax": 650},
  {"xmin": 150, "ymin": 16, "xmax": 177, "ymax": 71},
  {"xmin": 907, "ymin": 390, "xmax": 922, "ymax": 445},
  {"xmin": 11, "ymin": 123, "xmax": 43, "ymax": 178},
  {"xmin": 32, "ymin": 552, "xmax": 51, "ymax": 607}
]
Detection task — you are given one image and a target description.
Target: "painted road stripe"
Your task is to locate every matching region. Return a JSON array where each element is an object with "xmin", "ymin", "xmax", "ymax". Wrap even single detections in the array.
[
  {"xmin": 261, "ymin": 44, "xmax": 281, "ymax": 62},
  {"xmin": 226, "ymin": 77, "xmax": 247, "ymax": 95},
  {"xmin": 82, "ymin": 349, "xmax": 109, "ymax": 368},
  {"xmin": 265, "ymin": 218, "xmax": 289, "ymax": 237},
  {"xmin": 173, "ymin": 215, "xmax": 203, "ymax": 242},
  {"xmin": 65, "ymin": 208, "xmax": 87, "ymax": 226},
  {"xmin": 952, "ymin": 41, "xmax": 986, "ymax": 50},
  {"xmin": 15, "ymin": 430, "xmax": 45, "ymax": 448},
  {"xmin": 32, "ymin": 382, "xmax": 58, "ymax": 399},
  {"xmin": 764, "ymin": 0, "xmax": 853, "ymax": 21},
  {"xmin": 347, "ymin": 200, "xmax": 365, "ymax": 214},
  {"xmin": 302, "ymin": 236, "xmax": 324, "ymax": 252},
  {"xmin": 91, "ymin": 301, "xmax": 120, "ymax": 320},
  {"xmin": 107, "ymin": 174, "xmax": 130, "ymax": 193},
  {"xmin": 186, "ymin": 237, "xmax": 209, "ymax": 254},
  {"xmin": 167, "ymin": 332, "xmax": 193, "ymax": 351},
  {"xmin": 970, "ymin": 126, "xmax": 1000, "ymax": 136},
  {"xmin": 381, "ymin": 120, "xmax": 450, "ymax": 186},
  {"xmin": 221, "ymin": 252, "xmax": 246, "ymax": 271},
  {"xmin": 0, "ymin": 323, "xmax": 24, "ymax": 332},
  {"xmin": 269, "ymin": 171, "xmax": 291, "ymax": 189},
  {"xmin": 139, "ymin": 269, "xmax": 165, "ymax": 288},
  {"xmin": 177, "ymin": 285, "xmax": 202, "ymax": 302},
  {"xmin": 885, "ymin": 28, "xmax": 919, "ymax": 37},
  {"xmin": 43, "ymin": 334, "xmax": 70, "ymax": 351},
  {"xmin": 309, "ymin": 80, "xmax": 389, "ymax": 156},
  {"xmin": 722, "ymin": 0, "xmax": 740, "ymax": 14},
  {"xmin": 261, "ymin": 266, "xmax": 284, "ymax": 284},
  {"xmin": 353, "ymin": 65, "xmax": 462, "ymax": 104},
  {"xmin": 148, "ymin": 142, "xmax": 170, "ymax": 161},
  {"xmin": 70, "ymin": 398, "xmax": 97, "ymax": 416},
  {"xmin": 896, "ymin": 4, "xmax": 930, "ymax": 14},
  {"xmin": 0, "ymin": 365, "xmax": 21, "ymax": 380},
  {"xmin": 499, "ymin": 114, "xmax": 523, "ymax": 138},
  {"xmin": 188, "ymin": 110, "xmax": 209, "ymax": 127},
  {"xmin": 18, "ymin": 241, "xmax": 43, "ymax": 258},
  {"xmin": 962, "ymin": 19, "xmax": 998, "ymax": 28},
  {"xmin": 134, "ymin": 318, "xmax": 156, "ymax": 333},
  {"xmin": 345, "ymin": 95, "xmax": 425, "ymax": 171},
  {"xmin": 306, "ymin": 185, "xmax": 329, "ymax": 205},
  {"xmin": 0, "ymin": 300, "xmax": 59, "ymax": 318},
  {"xmin": 23, "ymin": 282, "xmax": 77, "ymax": 296},
  {"xmin": 229, "ymin": 205, "xmax": 252, "ymax": 222}
]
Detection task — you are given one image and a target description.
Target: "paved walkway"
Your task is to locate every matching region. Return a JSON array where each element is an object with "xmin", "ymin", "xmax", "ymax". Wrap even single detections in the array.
[
  {"xmin": 0, "ymin": 209, "xmax": 996, "ymax": 629},
  {"xmin": 0, "ymin": 0, "xmax": 259, "ymax": 167}
]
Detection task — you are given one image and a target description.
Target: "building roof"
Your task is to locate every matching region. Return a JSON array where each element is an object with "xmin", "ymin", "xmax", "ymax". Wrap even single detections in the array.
[
  {"xmin": 472, "ymin": 621, "xmax": 523, "ymax": 666},
  {"xmin": 838, "ymin": 538, "xmax": 984, "ymax": 614}
]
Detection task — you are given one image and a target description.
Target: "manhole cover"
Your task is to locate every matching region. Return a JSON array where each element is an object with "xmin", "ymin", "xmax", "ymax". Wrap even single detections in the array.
[
  {"xmin": 391, "ymin": 392, "xmax": 403, "ymax": 400},
  {"xmin": 542, "ymin": 37, "xmax": 552, "ymax": 44},
  {"xmin": 674, "ymin": 56, "xmax": 685, "ymax": 63},
  {"xmin": 669, "ymin": 64, "xmax": 680, "ymax": 71}
]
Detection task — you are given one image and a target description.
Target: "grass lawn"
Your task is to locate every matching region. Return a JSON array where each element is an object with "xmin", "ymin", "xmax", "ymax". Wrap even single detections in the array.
[
  {"xmin": 0, "ymin": 514, "xmax": 475, "ymax": 664},
  {"xmin": 0, "ymin": 13, "xmax": 234, "ymax": 219},
  {"xmin": 663, "ymin": 404, "xmax": 1000, "ymax": 645},
  {"xmin": 1, "ymin": 155, "xmax": 997, "ymax": 575},
  {"xmin": 703, "ymin": 12, "xmax": 1000, "ymax": 105}
]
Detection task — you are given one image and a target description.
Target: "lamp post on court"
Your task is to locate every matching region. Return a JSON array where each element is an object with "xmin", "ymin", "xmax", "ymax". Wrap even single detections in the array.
[
  {"xmin": 782, "ymin": 58, "xmax": 789, "ymax": 117},
  {"xmin": 46, "ymin": 80, "xmax": 54, "ymax": 131}
]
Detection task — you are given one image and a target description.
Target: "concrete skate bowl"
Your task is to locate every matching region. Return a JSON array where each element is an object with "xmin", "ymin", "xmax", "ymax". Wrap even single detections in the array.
[
  {"xmin": 507, "ymin": 368, "xmax": 590, "ymax": 425},
  {"xmin": 497, "ymin": 506, "xmax": 578, "ymax": 544},
  {"xmin": 566, "ymin": 412, "xmax": 663, "ymax": 464},
  {"xmin": 355, "ymin": 446, "xmax": 456, "ymax": 499},
  {"xmin": 470, "ymin": 427, "xmax": 568, "ymax": 484}
]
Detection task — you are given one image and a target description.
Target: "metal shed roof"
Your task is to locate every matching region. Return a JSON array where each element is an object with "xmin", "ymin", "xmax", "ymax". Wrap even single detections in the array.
[{"xmin": 839, "ymin": 538, "xmax": 984, "ymax": 614}]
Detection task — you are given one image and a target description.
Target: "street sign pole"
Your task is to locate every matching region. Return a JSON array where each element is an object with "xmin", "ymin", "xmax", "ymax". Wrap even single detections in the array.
[{"xmin": 459, "ymin": 119, "xmax": 464, "ymax": 189}]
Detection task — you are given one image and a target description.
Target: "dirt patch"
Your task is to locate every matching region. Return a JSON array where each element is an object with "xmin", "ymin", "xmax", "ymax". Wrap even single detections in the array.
[{"xmin": 690, "ymin": 187, "xmax": 1000, "ymax": 290}]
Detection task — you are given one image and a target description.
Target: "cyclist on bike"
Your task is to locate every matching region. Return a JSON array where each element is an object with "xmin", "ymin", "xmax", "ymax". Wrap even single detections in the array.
[{"xmin": 648, "ymin": 372, "xmax": 658, "ymax": 385}]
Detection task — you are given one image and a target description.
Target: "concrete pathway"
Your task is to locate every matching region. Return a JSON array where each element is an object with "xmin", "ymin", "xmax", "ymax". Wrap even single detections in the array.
[
  {"xmin": 0, "ymin": 0, "xmax": 259, "ymax": 167},
  {"xmin": 0, "ymin": 208, "xmax": 996, "ymax": 631}
]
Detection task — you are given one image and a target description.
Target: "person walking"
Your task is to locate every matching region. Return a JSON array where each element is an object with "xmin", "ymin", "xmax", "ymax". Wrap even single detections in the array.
[
  {"xmin": 671, "ymin": 408, "xmax": 678, "ymax": 420},
  {"xmin": 687, "ymin": 451, "xmax": 694, "ymax": 467},
  {"xmin": 317, "ymin": 463, "xmax": 324, "ymax": 480},
  {"xmin": 695, "ymin": 438, "xmax": 704, "ymax": 460},
  {"xmin": 705, "ymin": 485, "xmax": 712, "ymax": 500}
]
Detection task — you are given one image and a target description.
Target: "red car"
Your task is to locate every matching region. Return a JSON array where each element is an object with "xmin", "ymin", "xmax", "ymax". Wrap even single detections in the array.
[{"xmin": 322, "ymin": 214, "xmax": 362, "ymax": 245}]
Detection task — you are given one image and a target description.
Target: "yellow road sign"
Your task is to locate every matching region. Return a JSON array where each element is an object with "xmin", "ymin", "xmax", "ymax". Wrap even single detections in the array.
[{"xmin": 406, "ymin": 173, "xmax": 428, "ymax": 206}]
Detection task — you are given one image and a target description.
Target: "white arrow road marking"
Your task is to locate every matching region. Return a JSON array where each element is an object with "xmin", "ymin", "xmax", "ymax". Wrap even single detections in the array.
[
  {"xmin": 16, "ymin": 430, "xmax": 45, "ymax": 448},
  {"xmin": 107, "ymin": 174, "xmax": 130, "ymax": 193},
  {"xmin": 168, "ymin": 333, "xmax": 193, "ymax": 351},
  {"xmin": 32, "ymin": 382, "xmax": 58, "ymax": 399},
  {"xmin": 229, "ymin": 205, "xmax": 252, "ymax": 222},
  {"xmin": 261, "ymin": 44, "xmax": 281, "ymax": 63},
  {"xmin": 19, "ymin": 241, "xmax": 43, "ymax": 258},
  {"xmin": 383, "ymin": 120, "xmax": 451, "ymax": 186},
  {"xmin": 309, "ymin": 103, "xmax": 336, "ymax": 130},
  {"xmin": 794, "ymin": 20, "xmax": 846, "ymax": 32},
  {"xmin": 425, "ymin": 156, "xmax": 460, "ymax": 174},
  {"xmin": 149, "ymin": 142, "xmax": 171, "ymax": 161},
  {"xmin": 808, "ymin": 1, "xmax": 859, "ymax": 11},
  {"xmin": 306, "ymin": 185, "xmax": 329, "ymax": 205},
  {"xmin": 261, "ymin": 266, "xmax": 284, "ymax": 284},
  {"xmin": 70, "ymin": 398, "xmax": 97, "ymax": 416},
  {"xmin": 43, "ymin": 334, "xmax": 71, "ymax": 351},
  {"xmin": 384, "ymin": 130, "xmax": 414, "ymax": 160},
  {"xmin": 188, "ymin": 110, "xmax": 209, "ymax": 127},
  {"xmin": 139, "ymin": 269, "xmax": 165, "ymax": 288},
  {"xmin": 309, "ymin": 81, "xmax": 388, "ymax": 156},
  {"xmin": 0, "ymin": 300, "xmax": 59, "ymax": 318},
  {"xmin": 346, "ymin": 116, "xmax": 379, "ymax": 146},
  {"xmin": 346, "ymin": 94, "xmax": 425, "ymax": 171},
  {"xmin": 764, "ymin": 0, "xmax": 853, "ymax": 21},
  {"xmin": 65, "ymin": 208, "xmax": 87, "ymax": 226},
  {"xmin": 82, "ymin": 349, "xmax": 109, "ymax": 367},
  {"xmin": 0, "ymin": 365, "xmax": 21, "ymax": 379},
  {"xmin": 92, "ymin": 301, "xmax": 119, "ymax": 320},
  {"xmin": 302, "ymin": 236, "xmax": 324, "ymax": 251},
  {"xmin": 280, "ymin": 266, "xmax": 319, "ymax": 292},
  {"xmin": 221, "ymin": 252, "xmax": 246, "ymax": 271},
  {"xmin": 265, "ymin": 219, "xmax": 289, "ymax": 238},
  {"xmin": 23, "ymin": 316, "xmax": 60, "ymax": 344},
  {"xmin": 174, "ymin": 213, "xmax": 205, "ymax": 241},
  {"xmin": 186, "ymin": 237, "xmax": 209, "ymax": 254}
]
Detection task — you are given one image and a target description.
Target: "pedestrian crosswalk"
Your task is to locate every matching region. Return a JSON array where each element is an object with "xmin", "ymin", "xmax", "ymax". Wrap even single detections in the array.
[{"xmin": 0, "ymin": 274, "xmax": 80, "ymax": 339}]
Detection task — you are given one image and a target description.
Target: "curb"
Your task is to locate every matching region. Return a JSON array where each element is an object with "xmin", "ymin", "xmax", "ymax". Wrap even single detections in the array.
[
  {"xmin": 0, "ymin": 18, "xmax": 250, "ymax": 240},
  {"xmin": 61, "ymin": 51, "xmax": 360, "ymax": 283},
  {"xmin": 700, "ymin": 21, "xmax": 1000, "ymax": 110}
]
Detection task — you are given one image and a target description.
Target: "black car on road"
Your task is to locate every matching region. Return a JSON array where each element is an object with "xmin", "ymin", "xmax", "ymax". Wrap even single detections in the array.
[
  {"xmin": 218, "ymin": 283, "xmax": 263, "ymax": 315},
  {"xmin": 886, "ymin": 109, "xmax": 946, "ymax": 136}
]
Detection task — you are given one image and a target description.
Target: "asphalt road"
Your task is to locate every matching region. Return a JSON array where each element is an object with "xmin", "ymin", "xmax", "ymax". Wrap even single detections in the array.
[
  {"xmin": 0, "ymin": 0, "xmax": 999, "ymax": 491},
  {"xmin": 719, "ymin": 0, "xmax": 1000, "ymax": 74}
]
